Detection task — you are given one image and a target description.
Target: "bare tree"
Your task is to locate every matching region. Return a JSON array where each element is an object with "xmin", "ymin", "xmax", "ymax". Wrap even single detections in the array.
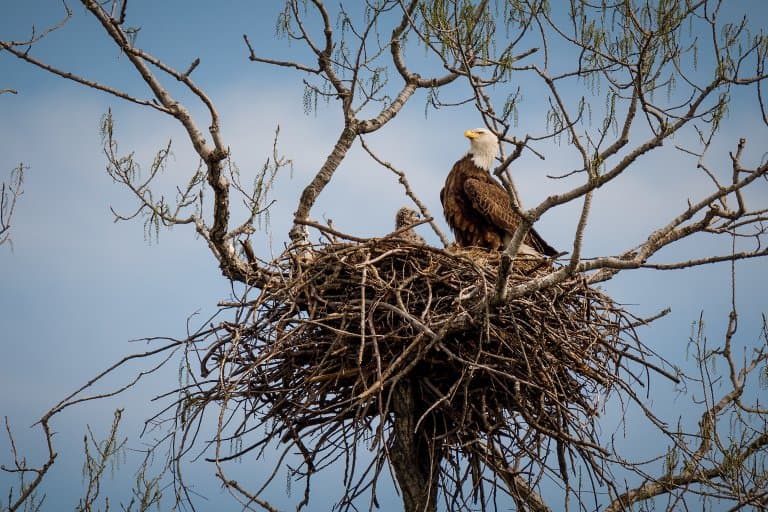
[{"xmin": 2, "ymin": 1, "xmax": 767, "ymax": 511}]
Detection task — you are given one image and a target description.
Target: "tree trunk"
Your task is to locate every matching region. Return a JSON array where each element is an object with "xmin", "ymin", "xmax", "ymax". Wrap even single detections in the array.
[{"xmin": 389, "ymin": 380, "xmax": 440, "ymax": 512}]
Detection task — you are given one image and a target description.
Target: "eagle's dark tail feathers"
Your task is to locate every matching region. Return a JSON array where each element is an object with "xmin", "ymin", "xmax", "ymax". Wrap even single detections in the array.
[{"xmin": 529, "ymin": 227, "xmax": 560, "ymax": 257}]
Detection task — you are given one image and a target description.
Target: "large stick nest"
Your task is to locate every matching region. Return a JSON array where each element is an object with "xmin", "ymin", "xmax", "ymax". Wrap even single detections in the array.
[{"xmin": 192, "ymin": 236, "xmax": 659, "ymax": 505}]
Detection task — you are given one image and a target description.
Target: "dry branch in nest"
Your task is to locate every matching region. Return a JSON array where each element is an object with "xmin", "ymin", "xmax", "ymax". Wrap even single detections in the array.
[{"xmin": 184, "ymin": 236, "xmax": 674, "ymax": 508}]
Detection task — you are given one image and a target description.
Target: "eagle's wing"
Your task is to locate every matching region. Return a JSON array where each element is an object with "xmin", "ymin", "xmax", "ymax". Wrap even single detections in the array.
[
  {"xmin": 463, "ymin": 178, "xmax": 519, "ymax": 232},
  {"xmin": 464, "ymin": 178, "xmax": 559, "ymax": 256}
]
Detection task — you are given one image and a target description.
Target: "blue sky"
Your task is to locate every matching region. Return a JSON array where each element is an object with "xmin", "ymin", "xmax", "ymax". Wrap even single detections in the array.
[{"xmin": 2, "ymin": 1, "xmax": 768, "ymax": 510}]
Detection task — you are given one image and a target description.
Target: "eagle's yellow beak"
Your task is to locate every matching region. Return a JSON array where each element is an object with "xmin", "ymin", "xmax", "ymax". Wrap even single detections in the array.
[{"xmin": 464, "ymin": 129, "xmax": 478, "ymax": 139}]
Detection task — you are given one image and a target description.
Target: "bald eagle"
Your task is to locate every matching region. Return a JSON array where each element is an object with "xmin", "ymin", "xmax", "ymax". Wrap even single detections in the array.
[
  {"xmin": 394, "ymin": 206, "xmax": 426, "ymax": 244},
  {"xmin": 440, "ymin": 128, "xmax": 558, "ymax": 256}
]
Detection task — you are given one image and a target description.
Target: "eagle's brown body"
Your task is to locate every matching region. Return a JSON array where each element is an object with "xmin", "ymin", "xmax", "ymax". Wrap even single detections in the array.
[
  {"xmin": 394, "ymin": 206, "xmax": 426, "ymax": 244},
  {"xmin": 441, "ymin": 154, "xmax": 558, "ymax": 256}
]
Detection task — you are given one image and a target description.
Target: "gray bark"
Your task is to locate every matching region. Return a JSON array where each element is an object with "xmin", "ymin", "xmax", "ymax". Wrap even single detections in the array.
[{"xmin": 389, "ymin": 380, "xmax": 440, "ymax": 512}]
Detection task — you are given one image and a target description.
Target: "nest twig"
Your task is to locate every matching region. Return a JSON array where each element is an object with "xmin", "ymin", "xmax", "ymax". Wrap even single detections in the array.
[{"xmin": 182, "ymin": 236, "xmax": 671, "ymax": 509}]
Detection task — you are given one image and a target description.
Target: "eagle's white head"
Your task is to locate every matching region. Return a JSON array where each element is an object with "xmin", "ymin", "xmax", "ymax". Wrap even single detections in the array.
[{"xmin": 464, "ymin": 128, "xmax": 499, "ymax": 170}]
